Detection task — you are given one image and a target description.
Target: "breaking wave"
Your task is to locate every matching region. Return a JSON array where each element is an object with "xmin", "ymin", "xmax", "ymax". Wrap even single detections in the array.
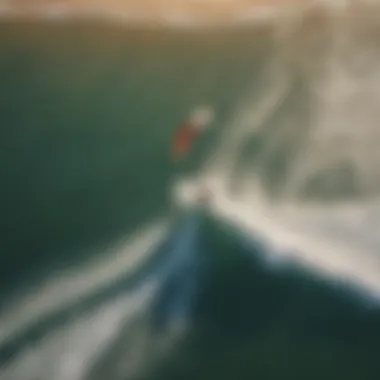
[{"xmin": 187, "ymin": 2, "xmax": 380, "ymax": 294}]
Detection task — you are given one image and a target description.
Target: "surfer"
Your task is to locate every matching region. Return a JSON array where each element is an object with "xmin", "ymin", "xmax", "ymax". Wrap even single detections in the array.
[
  {"xmin": 170, "ymin": 106, "xmax": 215, "ymax": 211},
  {"xmin": 171, "ymin": 106, "xmax": 214, "ymax": 161}
]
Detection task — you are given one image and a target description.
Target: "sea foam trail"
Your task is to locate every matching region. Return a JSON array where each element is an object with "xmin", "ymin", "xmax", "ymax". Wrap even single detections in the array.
[
  {"xmin": 84, "ymin": 211, "xmax": 207, "ymax": 380},
  {"xmin": 0, "ymin": 220, "xmax": 169, "ymax": 346},
  {"xmin": 0, "ymin": 212, "xmax": 207, "ymax": 380},
  {"xmin": 0, "ymin": 280, "xmax": 157, "ymax": 380}
]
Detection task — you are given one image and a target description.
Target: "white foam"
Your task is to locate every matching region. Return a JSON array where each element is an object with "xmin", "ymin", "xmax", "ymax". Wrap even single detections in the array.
[
  {"xmin": 0, "ymin": 280, "xmax": 158, "ymax": 380},
  {"xmin": 0, "ymin": 219, "xmax": 168, "ymax": 345}
]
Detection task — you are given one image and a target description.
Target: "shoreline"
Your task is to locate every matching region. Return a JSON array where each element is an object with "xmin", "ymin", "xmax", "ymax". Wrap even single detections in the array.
[{"xmin": 0, "ymin": 1, "xmax": 317, "ymax": 29}]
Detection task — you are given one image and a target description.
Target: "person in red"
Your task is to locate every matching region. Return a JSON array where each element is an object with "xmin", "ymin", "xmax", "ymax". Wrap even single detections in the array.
[
  {"xmin": 172, "ymin": 122, "xmax": 201, "ymax": 161},
  {"xmin": 171, "ymin": 106, "xmax": 214, "ymax": 161}
]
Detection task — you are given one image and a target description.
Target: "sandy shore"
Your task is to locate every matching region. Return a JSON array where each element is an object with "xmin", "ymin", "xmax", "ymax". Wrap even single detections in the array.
[{"xmin": 0, "ymin": 0, "xmax": 314, "ymax": 26}]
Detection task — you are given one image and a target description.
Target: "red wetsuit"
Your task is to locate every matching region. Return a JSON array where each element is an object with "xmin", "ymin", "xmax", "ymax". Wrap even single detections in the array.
[{"xmin": 172, "ymin": 123, "xmax": 200, "ymax": 160}]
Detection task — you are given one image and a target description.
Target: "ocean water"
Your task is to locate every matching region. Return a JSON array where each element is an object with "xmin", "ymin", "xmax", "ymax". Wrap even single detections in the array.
[{"xmin": 1, "ymin": 4, "xmax": 380, "ymax": 380}]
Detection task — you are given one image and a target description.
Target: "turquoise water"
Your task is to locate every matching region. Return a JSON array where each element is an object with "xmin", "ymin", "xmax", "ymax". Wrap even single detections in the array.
[{"xmin": 1, "ymin": 17, "xmax": 380, "ymax": 380}]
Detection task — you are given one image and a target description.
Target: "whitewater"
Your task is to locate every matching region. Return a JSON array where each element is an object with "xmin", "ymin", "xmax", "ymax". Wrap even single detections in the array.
[{"xmin": 193, "ymin": 0, "xmax": 380, "ymax": 297}]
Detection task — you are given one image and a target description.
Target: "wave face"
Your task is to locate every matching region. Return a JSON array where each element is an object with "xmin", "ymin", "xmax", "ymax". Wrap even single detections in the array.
[{"xmin": 1, "ymin": 3, "xmax": 380, "ymax": 379}]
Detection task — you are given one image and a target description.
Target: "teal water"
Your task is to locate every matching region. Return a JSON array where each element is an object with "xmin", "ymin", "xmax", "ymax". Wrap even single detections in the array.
[
  {"xmin": 0, "ymin": 21, "xmax": 268, "ymax": 289},
  {"xmin": 1, "ymin": 16, "xmax": 380, "ymax": 380}
]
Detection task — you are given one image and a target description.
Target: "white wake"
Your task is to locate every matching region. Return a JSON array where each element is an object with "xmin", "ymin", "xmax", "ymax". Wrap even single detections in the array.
[{"xmin": 0, "ymin": 219, "xmax": 168, "ymax": 353}]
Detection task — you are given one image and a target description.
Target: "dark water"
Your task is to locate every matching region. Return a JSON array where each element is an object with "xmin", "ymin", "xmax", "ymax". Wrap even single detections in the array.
[{"xmin": 1, "ymin": 19, "xmax": 380, "ymax": 380}]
